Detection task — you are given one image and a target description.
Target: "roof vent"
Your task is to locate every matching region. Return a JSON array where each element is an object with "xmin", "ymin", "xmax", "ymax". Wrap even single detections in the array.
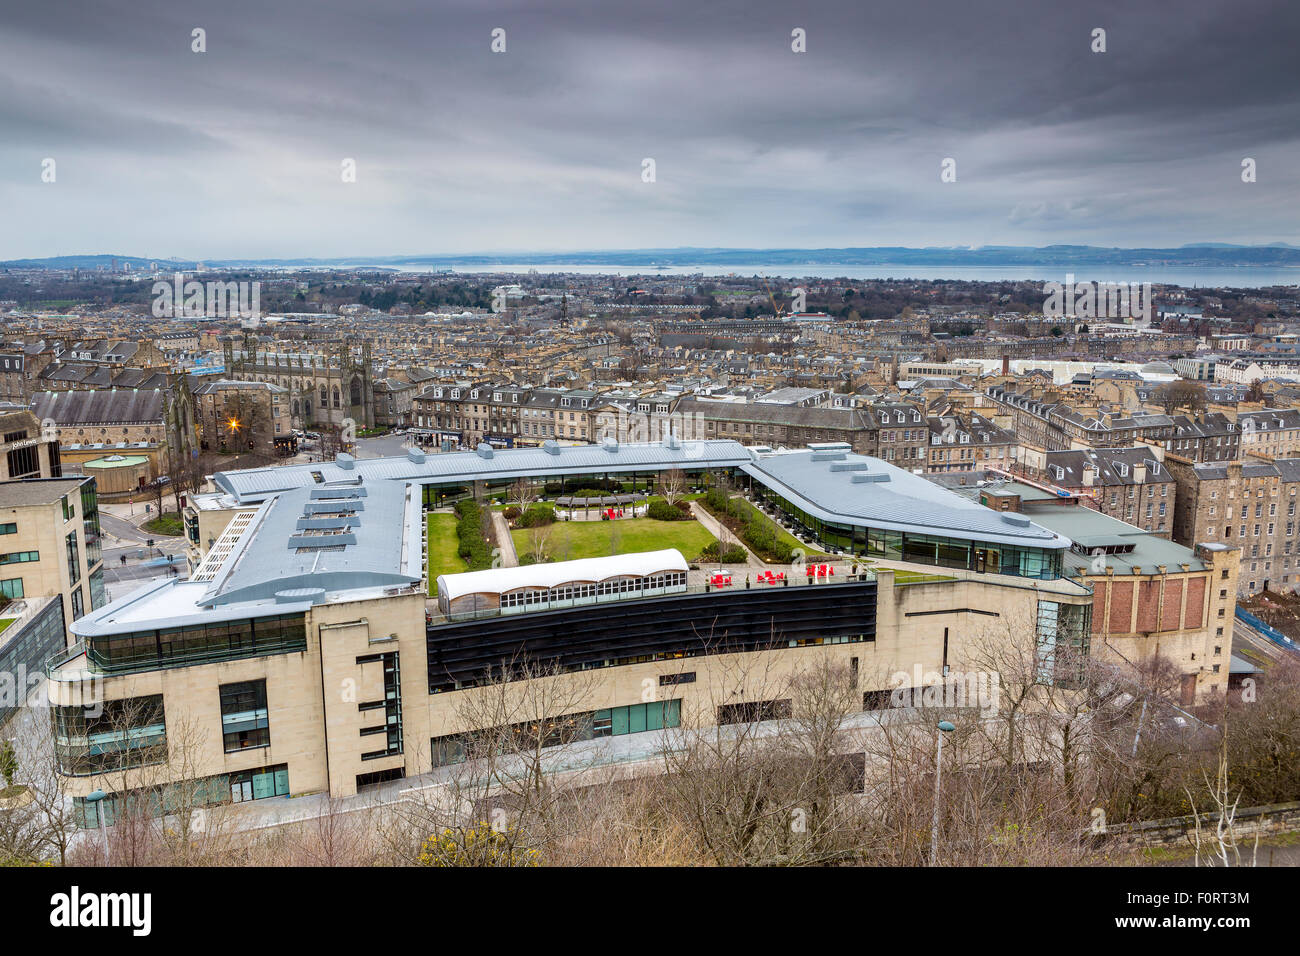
[
  {"xmin": 336, "ymin": 453, "xmax": 355, "ymax": 471},
  {"xmin": 476, "ymin": 443, "xmax": 494, "ymax": 459},
  {"xmin": 407, "ymin": 447, "xmax": 426, "ymax": 464},
  {"xmin": 543, "ymin": 440, "xmax": 561, "ymax": 456},
  {"xmin": 602, "ymin": 437, "xmax": 619, "ymax": 453},
  {"xmin": 830, "ymin": 461, "xmax": 870, "ymax": 472},
  {"xmin": 851, "ymin": 472, "xmax": 889, "ymax": 484},
  {"xmin": 664, "ymin": 433, "xmax": 682, "ymax": 450},
  {"xmin": 275, "ymin": 587, "xmax": 325, "ymax": 605},
  {"xmin": 1001, "ymin": 513, "xmax": 1032, "ymax": 527}
]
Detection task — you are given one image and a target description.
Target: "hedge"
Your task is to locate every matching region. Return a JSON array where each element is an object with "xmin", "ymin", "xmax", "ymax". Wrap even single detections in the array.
[
  {"xmin": 454, "ymin": 499, "xmax": 495, "ymax": 570},
  {"xmin": 647, "ymin": 500, "xmax": 692, "ymax": 521}
]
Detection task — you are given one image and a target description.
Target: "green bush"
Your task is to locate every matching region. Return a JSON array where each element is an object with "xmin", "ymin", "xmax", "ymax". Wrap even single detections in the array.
[
  {"xmin": 502, "ymin": 506, "xmax": 521, "ymax": 521},
  {"xmin": 699, "ymin": 543, "xmax": 747, "ymax": 563},
  {"xmin": 454, "ymin": 499, "xmax": 494, "ymax": 570},
  {"xmin": 516, "ymin": 504, "xmax": 555, "ymax": 528},
  {"xmin": 647, "ymin": 500, "xmax": 691, "ymax": 521}
]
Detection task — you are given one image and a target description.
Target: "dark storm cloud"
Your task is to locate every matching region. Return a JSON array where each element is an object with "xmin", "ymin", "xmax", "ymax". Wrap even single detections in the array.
[{"xmin": 0, "ymin": 0, "xmax": 1296, "ymax": 258}]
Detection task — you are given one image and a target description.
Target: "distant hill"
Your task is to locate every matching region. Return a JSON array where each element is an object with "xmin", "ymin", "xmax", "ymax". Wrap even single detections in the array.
[{"xmin": 5, "ymin": 245, "xmax": 1300, "ymax": 270}]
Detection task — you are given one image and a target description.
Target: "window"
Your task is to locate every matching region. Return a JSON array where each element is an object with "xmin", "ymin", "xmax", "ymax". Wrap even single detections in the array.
[
  {"xmin": 358, "ymin": 652, "xmax": 402, "ymax": 760},
  {"xmin": 54, "ymin": 694, "xmax": 166, "ymax": 776},
  {"xmin": 717, "ymin": 699, "xmax": 792, "ymax": 725},
  {"xmin": 220, "ymin": 680, "xmax": 270, "ymax": 752},
  {"xmin": 66, "ymin": 531, "xmax": 81, "ymax": 585}
]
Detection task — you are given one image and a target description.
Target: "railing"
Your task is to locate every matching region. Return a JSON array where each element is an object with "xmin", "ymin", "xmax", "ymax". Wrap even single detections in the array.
[
  {"xmin": 0, "ymin": 595, "xmax": 57, "ymax": 645},
  {"xmin": 45, "ymin": 640, "xmax": 92, "ymax": 680},
  {"xmin": 1236, "ymin": 606, "xmax": 1300, "ymax": 654},
  {"xmin": 427, "ymin": 571, "xmax": 879, "ymax": 627}
]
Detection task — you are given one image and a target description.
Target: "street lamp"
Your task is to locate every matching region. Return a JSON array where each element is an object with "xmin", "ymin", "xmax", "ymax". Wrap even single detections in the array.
[
  {"xmin": 930, "ymin": 720, "xmax": 956, "ymax": 867},
  {"xmin": 85, "ymin": 789, "xmax": 109, "ymax": 865}
]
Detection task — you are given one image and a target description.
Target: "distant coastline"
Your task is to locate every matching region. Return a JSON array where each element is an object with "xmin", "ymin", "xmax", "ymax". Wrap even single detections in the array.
[{"xmin": 5, "ymin": 245, "xmax": 1300, "ymax": 289}]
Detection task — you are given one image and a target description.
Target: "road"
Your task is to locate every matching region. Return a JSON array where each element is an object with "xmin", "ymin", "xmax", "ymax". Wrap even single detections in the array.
[{"xmin": 98, "ymin": 510, "xmax": 151, "ymax": 545}]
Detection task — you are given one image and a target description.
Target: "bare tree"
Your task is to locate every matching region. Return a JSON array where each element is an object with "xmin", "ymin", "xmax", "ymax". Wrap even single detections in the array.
[
  {"xmin": 655, "ymin": 468, "xmax": 686, "ymax": 508},
  {"xmin": 1185, "ymin": 719, "xmax": 1259, "ymax": 867},
  {"xmin": 1153, "ymin": 379, "xmax": 1207, "ymax": 415},
  {"xmin": 388, "ymin": 656, "xmax": 602, "ymax": 865},
  {"xmin": 508, "ymin": 478, "xmax": 535, "ymax": 514},
  {"xmin": 527, "ymin": 525, "xmax": 551, "ymax": 564}
]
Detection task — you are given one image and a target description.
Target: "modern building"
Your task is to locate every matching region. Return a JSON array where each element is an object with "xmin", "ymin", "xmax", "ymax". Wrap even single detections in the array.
[
  {"xmin": 0, "ymin": 405, "xmax": 62, "ymax": 480},
  {"xmin": 50, "ymin": 439, "xmax": 1094, "ymax": 826},
  {"xmin": 0, "ymin": 476, "xmax": 105, "ymax": 627}
]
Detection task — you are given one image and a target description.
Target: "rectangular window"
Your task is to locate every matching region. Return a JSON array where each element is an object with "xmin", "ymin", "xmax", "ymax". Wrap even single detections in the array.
[
  {"xmin": 66, "ymin": 531, "xmax": 81, "ymax": 585},
  {"xmin": 54, "ymin": 694, "xmax": 167, "ymax": 776},
  {"xmin": 220, "ymin": 680, "xmax": 270, "ymax": 752},
  {"xmin": 359, "ymin": 651, "xmax": 403, "ymax": 760},
  {"xmin": 717, "ymin": 699, "xmax": 792, "ymax": 725}
]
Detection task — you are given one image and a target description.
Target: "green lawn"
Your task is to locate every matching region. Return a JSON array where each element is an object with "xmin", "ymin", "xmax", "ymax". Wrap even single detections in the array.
[
  {"xmin": 426, "ymin": 513, "xmax": 468, "ymax": 592},
  {"xmin": 0, "ymin": 619, "xmax": 14, "ymax": 639},
  {"xmin": 142, "ymin": 512, "xmax": 184, "ymax": 536},
  {"xmin": 512, "ymin": 516, "xmax": 719, "ymax": 563},
  {"xmin": 890, "ymin": 569, "xmax": 957, "ymax": 586}
]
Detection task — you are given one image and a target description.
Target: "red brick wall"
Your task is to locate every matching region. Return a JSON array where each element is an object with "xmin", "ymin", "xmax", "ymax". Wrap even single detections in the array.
[
  {"xmin": 1109, "ymin": 581, "xmax": 1133, "ymax": 635},
  {"xmin": 1160, "ymin": 579, "xmax": 1184, "ymax": 631},
  {"xmin": 1137, "ymin": 581, "xmax": 1160, "ymax": 633},
  {"xmin": 1185, "ymin": 576, "xmax": 1206, "ymax": 629},
  {"xmin": 1091, "ymin": 581, "xmax": 1107, "ymax": 635}
]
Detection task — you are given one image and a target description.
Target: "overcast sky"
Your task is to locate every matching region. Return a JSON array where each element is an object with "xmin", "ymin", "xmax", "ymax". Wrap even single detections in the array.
[{"xmin": 1, "ymin": 0, "xmax": 1297, "ymax": 260}]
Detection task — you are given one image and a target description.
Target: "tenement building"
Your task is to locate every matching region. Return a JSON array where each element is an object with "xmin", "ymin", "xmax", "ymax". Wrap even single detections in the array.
[
  {"xmin": 50, "ymin": 439, "xmax": 1096, "ymax": 825},
  {"xmin": 1165, "ymin": 456, "xmax": 1300, "ymax": 597}
]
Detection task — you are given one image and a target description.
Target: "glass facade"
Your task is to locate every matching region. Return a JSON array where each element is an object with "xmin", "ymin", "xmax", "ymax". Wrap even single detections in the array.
[
  {"xmin": 749, "ymin": 482, "xmax": 1064, "ymax": 580},
  {"xmin": 220, "ymin": 680, "xmax": 270, "ymax": 752},
  {"xmin": 74, "ymin": 763, "xmax": 289, "ymax": 828},
  {"xmin": 86, "ymin": 612, "xmax": 308, "ymax": 674},
  {"xmin": 65, "ymin": 531, "xmax": 80, "ymax": 585},
  {"xmin": 81, "ymin": 479, "xmax": 103, "ymax": 569},
  {"xmin": 88, "ymin": 566, "xmax": 106, "ymax": 611},
  {"xmin": 1036, "ymin": 600, "xmax": 1092, "ymax": 687},
  {"xmin": 431, "ymin": 698, "xmax": 682, "ymax": 767},
  {"xmin": 0, "ymin": 597, "xmax": 65, "ymax": 726},
  {"xmin": 53, "ymin": 694, "xmax": 167, "ymax": 776}
]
